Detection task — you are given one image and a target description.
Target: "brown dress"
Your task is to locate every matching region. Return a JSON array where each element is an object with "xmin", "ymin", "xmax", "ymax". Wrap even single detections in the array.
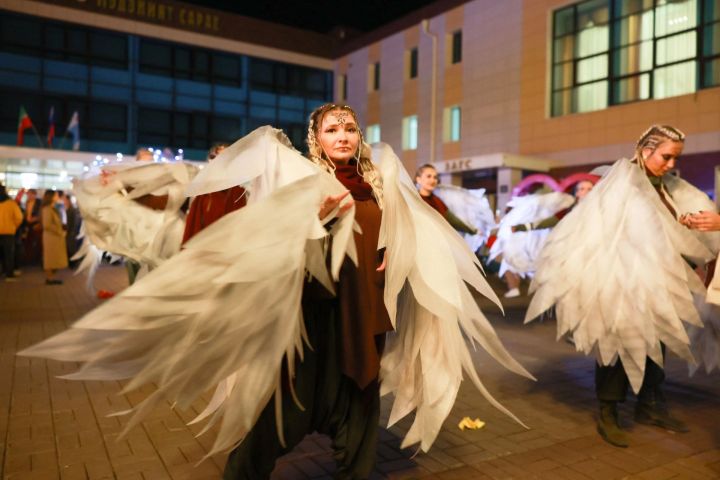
[{"xmin": 224, "ymin": 162, "xmax": 392, "ymax": 480}]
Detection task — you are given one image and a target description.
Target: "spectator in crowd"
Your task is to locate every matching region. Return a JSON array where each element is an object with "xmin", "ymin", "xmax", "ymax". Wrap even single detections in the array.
[
  {"xmin": 0, "ymin": 184, "xmax": 23, "ymax": 282},
  {"xmin": 41, "ymin": 190, "xmax": 68, "ymax": 284},
  {"xmin": 21, "ymin": 188, "xmax": 42, "ymax": 264},
  {"xmin": 56, "ymin": 190, "xmax": 68, "ymax": 226},
  {"xmin": 64, "ymin": 192, "xmax": 82, "ymax": 266}
]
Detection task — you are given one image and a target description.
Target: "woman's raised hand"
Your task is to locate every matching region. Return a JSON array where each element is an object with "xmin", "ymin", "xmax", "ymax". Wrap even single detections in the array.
[{"xmin": 319, "ymin": 190, "xmax": 354, "ymax": 220}]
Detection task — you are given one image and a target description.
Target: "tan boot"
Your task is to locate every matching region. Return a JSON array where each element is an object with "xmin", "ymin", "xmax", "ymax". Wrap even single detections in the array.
[{"xmin": 597, "ymin": 402, "xmax": 629, "ymax": 448}]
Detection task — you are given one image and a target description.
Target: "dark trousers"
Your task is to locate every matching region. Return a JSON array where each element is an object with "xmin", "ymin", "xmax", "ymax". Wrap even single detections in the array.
[
  {"xmin": 223, "ymin": 300, "xmax": 380, "ymax": 480},
  {"xmin": 0, "ymin": 234, "xmax": 15, "ymax": 276},
  {"xmin": 595, "ymin": 349, "xmax": 665, "ymax": 404}
]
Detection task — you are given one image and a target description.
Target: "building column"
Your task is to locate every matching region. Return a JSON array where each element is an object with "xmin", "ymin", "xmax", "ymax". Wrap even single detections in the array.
[
  {"xmin": 439, "ymin": 172, "xmax": 463, "ymax": 187},
  {"xmin": 496, "ymin": 167, "xmax": 523, "ymax": 213}
]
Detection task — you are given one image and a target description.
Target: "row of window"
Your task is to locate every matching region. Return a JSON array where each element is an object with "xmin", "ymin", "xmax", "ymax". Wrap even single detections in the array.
[
  {"xmin": 138, "ymin": 39, "xmax": 244, "ymax": 86},
  {"xmin": 551, "ymin": 0, "xmax": 719, "ymax": 116},
  {"xmin": 365, "ymin": 106, "xmax": 462, "ymax": 150},
  {"xmin": 339, "ymin": 29, "xmax": 462, "ymax": 98},
  {"xmin": 0, "ymin": 92, "xmax": 308, "ymax": 151},
  {"xmin": 0, "ymin": 11, "xmax": 332, "ymax": 98},
  {"xmin": 0, "ymin": 11, "xmax": 128, "ymax": 69},
  {"xmin": 137, "ymin": 107, "xmax": 307, "ymax": 151}
]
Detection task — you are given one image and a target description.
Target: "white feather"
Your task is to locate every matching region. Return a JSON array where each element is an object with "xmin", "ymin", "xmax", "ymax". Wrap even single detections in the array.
[{"xmin": 374, "ymin": 143, "xmax": 534, "ymax": 452}]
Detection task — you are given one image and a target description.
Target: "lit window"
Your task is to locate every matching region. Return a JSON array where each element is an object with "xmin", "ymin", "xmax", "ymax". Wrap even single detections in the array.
[
  {"xmin": 366, "ymin": 124, "xmax": 381, "ymax": 144},
  {"xmin": 402, "ymin": 115, "xmax": 418, "ymax": 150},
  {"xmin": 550, "ymin": 0, "xmax": 713, "ymax": 116},
  {"xmin": 443, "ymin": 106, "xmax": 461, "ymax": 142}
]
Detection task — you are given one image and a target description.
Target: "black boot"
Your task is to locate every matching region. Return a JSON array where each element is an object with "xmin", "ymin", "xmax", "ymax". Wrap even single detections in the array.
[
  {"xmin": 597, "ymin": 401, "xmax": 629, "ymax": 448},
  {"xmin": 635, "ymin": 400, "xmax": 688, "ymax": 433}
]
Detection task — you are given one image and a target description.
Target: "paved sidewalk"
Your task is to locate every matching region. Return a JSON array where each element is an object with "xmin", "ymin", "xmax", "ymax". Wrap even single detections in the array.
[{"xmin": 2, "ymin": 265, "xmax": 720, "ymax": 479}]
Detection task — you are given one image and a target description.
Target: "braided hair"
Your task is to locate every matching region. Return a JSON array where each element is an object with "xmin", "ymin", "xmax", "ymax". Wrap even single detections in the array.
[
  {"xmin": 306, "ymin": 104, "xmax": 384, "ymax": 208},
  {"xmin": 633, "ymin": 124, "xmax": 685, "ymax": 168}
]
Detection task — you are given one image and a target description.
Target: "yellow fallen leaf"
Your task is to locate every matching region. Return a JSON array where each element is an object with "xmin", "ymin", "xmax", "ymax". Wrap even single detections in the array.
[{"xmin": 458, "ymin": 416, "xmax": 485, "ymax": 431}]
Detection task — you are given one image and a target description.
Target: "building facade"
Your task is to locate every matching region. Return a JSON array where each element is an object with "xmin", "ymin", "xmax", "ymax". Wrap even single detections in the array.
[
  {"xmin": 335, "ymin": 0, "xmax": 719, "ymax": 209},
  {"xmin": 0, "ymin": 0, "xmax": 335, "ymax": 190}
]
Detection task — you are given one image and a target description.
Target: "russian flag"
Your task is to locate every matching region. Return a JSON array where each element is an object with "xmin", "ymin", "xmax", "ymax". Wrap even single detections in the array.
[{"xmin": 47, "ymin": 107, "xmax": 55, "ymax": 148}]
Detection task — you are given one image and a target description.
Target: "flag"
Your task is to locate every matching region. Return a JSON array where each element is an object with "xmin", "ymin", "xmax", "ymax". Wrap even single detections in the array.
[
  {"xmin": 47, "ymin": 107, "xmax": 56, "ymax": 148},
  {"xmin": 17, "ymin": 106, "xmax": 34, "ymax": 146},
  {"xmin": 66, "ymin": 111, "xmax": 80, "ymax": 151}
]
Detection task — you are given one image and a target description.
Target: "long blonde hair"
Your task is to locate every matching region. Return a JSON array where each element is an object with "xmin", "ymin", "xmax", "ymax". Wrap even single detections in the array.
[{"xmin": 306, "ymin": 104, "xmax": 384, "ymax": 208}]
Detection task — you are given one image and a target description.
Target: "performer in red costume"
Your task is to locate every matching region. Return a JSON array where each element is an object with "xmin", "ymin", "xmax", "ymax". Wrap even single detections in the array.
[
  {"xmin": 182, "ymin": 144, "xmax": 247, "ymax": 244},
  {"xmin": 415, "ymin": 163, "xmax": 477, "ymax": 234}
]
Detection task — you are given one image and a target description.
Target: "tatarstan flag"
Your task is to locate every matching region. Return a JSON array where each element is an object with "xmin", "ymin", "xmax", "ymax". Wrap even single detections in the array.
[{"xmin": 17, "ymin": 106, "xmax": 34, "ymax": 146}]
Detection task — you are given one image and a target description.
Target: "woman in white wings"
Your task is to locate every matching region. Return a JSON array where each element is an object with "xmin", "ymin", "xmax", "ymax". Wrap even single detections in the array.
[
  {"xmin": 20, "ymin": 104, "xmax": 533, "ymax": 479},
  {"xmin": 414, "ymin": 163, "xmax": 480, "ymax": 235},
  {"xmin": 72, "ymin": 153, "xmax": 199, "ymax": 291},
  {"xmin": 489, "ymin": 189, "xmax": 576, "ymax": 298},
  {"xmin": 525, "ymin": 125, "xmax": 718, "ymax": 448},
  {"xmin": 414, "ymin": 163, "xmax": 496, "ymax": 254}
]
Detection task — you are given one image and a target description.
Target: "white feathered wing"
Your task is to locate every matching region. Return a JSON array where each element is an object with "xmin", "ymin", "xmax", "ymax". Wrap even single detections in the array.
[
  {"xmin": 72, "ymin": 160, "xmax": 199, "ymax": 290},
  {"xmin": 489, "ymin": 192, "xmax": 575, "ymax": 278},
  {"xmin": 374, "ymin": 143, "xmax": 534, "ymax": 452},
  {"xmin": 434, "ymin": 184, "xmax": 496, "ymax": 253},
  {"xmin": 19, "ymin": 132, "xmax": 357, "ymax": 459},
  {"xmin": 525, "ymin": 159, "xmax": 714, "ymax": 392}
]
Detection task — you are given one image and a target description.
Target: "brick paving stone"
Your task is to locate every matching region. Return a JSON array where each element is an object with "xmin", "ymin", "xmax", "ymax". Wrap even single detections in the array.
[
  {"xmin": 412, "ymin": 453, "xmax": 450, "ymax": 473},
  {"xmin": 537, "ymin": 466, "xmax": 593, "ymax": 480},
  {"xmin": 601, "ymin": 449, "xmax": 655, "ymax": 474},
  {"xmin": 438, "ymin": 465, "xmax": 493, "ymax": 479},
  {"xmin": 525, "ymin": 458, "xmax": 562, "ymax": 473},
  {"xmin": 663, "ymin": 460, "xmax": 716, "ymax": 479},
  {"xmin": 628, "ymin": 466, "xmax": 680, "ymax": 479},
  {"xmin": 456, "ymin": 449, "xmax": 496, "ymax": 465},
  {"xmin": 2, "ymin": 267, "xmax": 720, "ymax": 479},
  {"xmin": 568, "ymin": 458, "xmax": 628, "ymax": 480},
  {"xmin": 376, "ymin": 458, "xmax": 423, "ymax": 475}
]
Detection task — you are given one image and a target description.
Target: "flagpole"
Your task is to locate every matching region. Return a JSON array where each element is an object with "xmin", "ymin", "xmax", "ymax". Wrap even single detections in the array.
[
  {"xmin": 58, "ymin": 132, "xmax": 68, "ymax": 150},
  {"xmin": 31, "ymin": 124, "xmax": 46, "ymax": 148}
]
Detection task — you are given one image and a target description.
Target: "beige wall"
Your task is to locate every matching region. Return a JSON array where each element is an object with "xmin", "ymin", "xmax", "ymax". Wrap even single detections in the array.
[
  {"xmin": 335, "ymin": 0, "xmax": 720, "ymax": 174},
  {"xmin": 334, "ymin": 0, "xmax": 526, "ymax": 174}
]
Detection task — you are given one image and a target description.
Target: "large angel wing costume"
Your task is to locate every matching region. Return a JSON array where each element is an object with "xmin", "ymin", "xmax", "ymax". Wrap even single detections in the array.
[
  {"xmin": 374, "ymin": 144, "xmax": 534, "ymax": 451},
  {"xmin": 21, "ymin": 127, "xmax": 356, "ymax": 458},
  {"xmin": 434, "ymin": 184, "xmax": 496, "ymax": 253},
  {"xmin": 525, "ymin": 159, "xmax": 716, "ymax": 392},
  {"xmin": 72, "ymin": 160, "xmax": 199, "ymax": 289},
  {"xmin": 489, "ymin": 191, "xmax": 575, "ymax": 278},
  {"xmin": 20, "ymin": 130, "xmax": 532, "ymax": 459}
]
